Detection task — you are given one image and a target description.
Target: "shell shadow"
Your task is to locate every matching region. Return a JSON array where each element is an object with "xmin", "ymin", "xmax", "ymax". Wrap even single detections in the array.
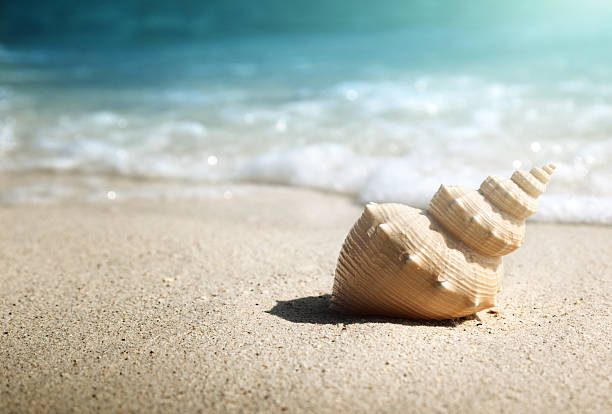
[{"xmin": 267, "ymin": 294, "xmax": 472, "ymax": 327}]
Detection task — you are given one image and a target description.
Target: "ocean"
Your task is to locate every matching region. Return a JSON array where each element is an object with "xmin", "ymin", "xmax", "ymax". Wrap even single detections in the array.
[{"xmin": 1, "ymin": 0, "xmax": 611, "ymax": 223}]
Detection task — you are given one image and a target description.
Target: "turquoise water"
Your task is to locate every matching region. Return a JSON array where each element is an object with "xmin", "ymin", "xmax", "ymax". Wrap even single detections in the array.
[{"xmin": 1, "ymin": 1, "xmax": 612, "ymax": 222}]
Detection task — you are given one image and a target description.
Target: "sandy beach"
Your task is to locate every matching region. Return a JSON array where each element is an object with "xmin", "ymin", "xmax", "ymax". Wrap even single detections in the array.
[{"xmin": 1, "ymin": 184, "xmax": 610, "ymax": 413}]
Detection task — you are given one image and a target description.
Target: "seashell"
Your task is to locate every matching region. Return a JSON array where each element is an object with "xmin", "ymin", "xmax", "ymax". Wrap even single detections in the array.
[{"xmin": 330, "ymin": 164, "xmax": 555, "ymax": 320}]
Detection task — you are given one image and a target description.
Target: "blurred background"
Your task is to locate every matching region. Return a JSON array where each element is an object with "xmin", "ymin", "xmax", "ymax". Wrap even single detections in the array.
[{"xmin": 1, "ymin": 0, "xmax": 611, "ymax": 222}]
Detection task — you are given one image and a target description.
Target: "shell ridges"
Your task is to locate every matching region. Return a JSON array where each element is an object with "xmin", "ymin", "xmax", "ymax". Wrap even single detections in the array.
[{"xmin": 330, "ymin": 164, "xmax": 555, "ymax": 320}]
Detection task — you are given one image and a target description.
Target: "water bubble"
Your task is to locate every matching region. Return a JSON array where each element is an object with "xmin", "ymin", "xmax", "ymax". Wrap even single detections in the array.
[
  {"xmin": 345, "ymin": 89, "xmax": 359, "ymax": 101},
  {"xmin": 207, "ymin": 155, "xmax": 218, "ymax": 166},
  {"xmin": 243, "ymin": 113, "xmax": 255, "ymax": 124},
  {"xmin": 488, "ymin": 85, "xmax": 505, "ymax": 98},
  {"xmin": 275, "ymin": 119, "xmax": 287, "ymax": 132},
  {"xmin": 530, "ymin": 141, "xmax": 541, "ymax": 152},
  {"xmin": 107, "ymin": 191, "xmax": 117, "ymax": 200},
  {"xmin": 425, "ymin": 103, "xmax": 439, "ymax": 115},
  {"xmin": 414, "ymin": 78, "xmax": 428, "ymax": 92},
  {"xmin": 512, "ymin": 159, "xmax": 522, "ymax": 169}
]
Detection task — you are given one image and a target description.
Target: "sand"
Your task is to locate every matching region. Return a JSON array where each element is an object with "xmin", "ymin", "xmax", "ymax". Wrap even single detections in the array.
[{"xmin": 1, "ymin": 184, "xmax": 611, "ymax": 413}]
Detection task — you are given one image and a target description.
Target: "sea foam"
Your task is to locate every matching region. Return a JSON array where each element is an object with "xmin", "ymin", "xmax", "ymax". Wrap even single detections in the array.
[{"xmin": 1, "ymin": 37, "xmax": 611, "ymax": 224}]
